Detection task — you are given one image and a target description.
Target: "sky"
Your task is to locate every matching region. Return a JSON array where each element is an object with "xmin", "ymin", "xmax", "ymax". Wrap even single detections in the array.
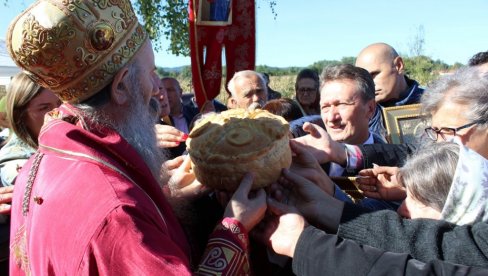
[{"xmin": 1, "ymin": 0, "xmax": 488, "ymax": 68}]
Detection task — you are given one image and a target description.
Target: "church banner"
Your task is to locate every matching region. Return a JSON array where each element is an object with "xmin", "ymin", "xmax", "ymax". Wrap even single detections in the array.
[{"xmin": 189, "ymin": 0, "xmax": 256, "ymax": 108}]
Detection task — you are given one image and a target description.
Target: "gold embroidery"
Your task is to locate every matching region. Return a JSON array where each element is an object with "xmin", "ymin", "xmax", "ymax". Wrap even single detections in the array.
[
  {"xmin": 11, "ymin": 224, "xmax": 31, "ymax": 276},
  {"xmin": 7, "ymin": 0, "xmax": 147, "ymax": 103},
  {"xmin": 17, "ymin": 15, "xmax": 75, "ymax": 85},
  {"xmin": 64, "ymin": 0, "xmax": 93, "ymax": 23}
]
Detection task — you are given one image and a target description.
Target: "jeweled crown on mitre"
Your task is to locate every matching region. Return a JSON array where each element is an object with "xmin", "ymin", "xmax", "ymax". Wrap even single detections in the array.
[{"xmin": 7, "ymin": 0, "xmax": 147, "ymax": 103}]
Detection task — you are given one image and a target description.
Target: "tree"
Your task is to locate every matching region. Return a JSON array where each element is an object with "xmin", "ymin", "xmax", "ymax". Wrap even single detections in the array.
[
  {"xmin": 133, "ymin": 0, "xmax": 190, "ymax": 55},
  {"xmin": 408, "ymin": 25, "xmax": 426, "ymax": 57},
  {"xmin": 340, "ymin": 56, "xmax": 356, "ymax": 65}
]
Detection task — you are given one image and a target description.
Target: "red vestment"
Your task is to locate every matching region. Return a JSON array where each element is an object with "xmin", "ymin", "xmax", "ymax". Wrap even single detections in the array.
[{"xmin": 9, "ymin": 104, "xmax": 250, "ymax": 275}]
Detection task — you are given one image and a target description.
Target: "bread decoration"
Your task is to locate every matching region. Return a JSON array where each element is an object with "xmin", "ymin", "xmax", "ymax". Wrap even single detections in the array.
[{"xmin": 187, "ymin": 109, "xmax": 292, "ymax": 191}]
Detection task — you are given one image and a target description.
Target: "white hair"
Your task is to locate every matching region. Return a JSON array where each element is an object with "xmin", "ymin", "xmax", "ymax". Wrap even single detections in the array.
[{"xmin": 227, "ymin": 70, "xmax": 266, "ymax": 97}]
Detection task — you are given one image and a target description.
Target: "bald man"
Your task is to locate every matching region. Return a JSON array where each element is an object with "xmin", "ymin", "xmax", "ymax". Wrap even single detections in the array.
[
  {"xmin": 355, "ymin": 43, "xmax": 424, "ymax": 106},
  {"xmin": 355, "ymin": 43, "xmax": 424, "ymax": 138}
]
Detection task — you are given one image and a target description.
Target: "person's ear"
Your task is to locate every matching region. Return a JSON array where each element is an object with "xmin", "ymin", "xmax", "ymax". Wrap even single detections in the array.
[
  {"xmin": 394, "ymin": 56, "xmax": 405, "ymax": 74},
  {"xmin": 228, "ymin": 97, "xmax": 237, "ymax": 109},
  {"xmin": 110, "ymin": 66, "xmax": 130, "ymax": 105}
]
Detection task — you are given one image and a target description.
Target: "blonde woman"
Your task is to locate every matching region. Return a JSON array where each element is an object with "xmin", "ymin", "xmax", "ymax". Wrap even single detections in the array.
[{"xmin": 0, "ymin": 72, "xmax": 60, "ymax": 186}]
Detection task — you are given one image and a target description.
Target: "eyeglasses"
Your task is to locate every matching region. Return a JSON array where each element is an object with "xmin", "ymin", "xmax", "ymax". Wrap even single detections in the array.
[
  {"xmin": 297, "ymin": 87, "xmax": 317, "ymax": 94},
  {"xmin": 424, "ymin": 120, "xmax": 484, "ymax": 141}
]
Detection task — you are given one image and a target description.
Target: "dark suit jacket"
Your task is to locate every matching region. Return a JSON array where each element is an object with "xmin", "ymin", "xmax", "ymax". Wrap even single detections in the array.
[{"xmin": 358, "ymin": 143, "xmax": 417, "ymax": 169}]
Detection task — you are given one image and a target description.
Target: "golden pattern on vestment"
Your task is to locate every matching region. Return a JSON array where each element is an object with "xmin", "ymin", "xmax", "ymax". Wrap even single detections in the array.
[{"xmin": 7, "ymin": 0, "xmax": 147, "ymax": 103}]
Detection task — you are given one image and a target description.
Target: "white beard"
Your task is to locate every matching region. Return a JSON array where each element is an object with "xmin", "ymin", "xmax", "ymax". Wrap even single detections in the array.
[{"xmin": 115, "ymin": 88, "xmax": 167, "ymax": 185}]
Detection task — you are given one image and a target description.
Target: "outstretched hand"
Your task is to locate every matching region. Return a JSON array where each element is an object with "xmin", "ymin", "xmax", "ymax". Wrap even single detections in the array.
[
  {"xmin": 257, "ymin": 198, "xmax": 306, "ymax": 258},
  {"xmin": 357, "ymin": 165, "xmax": 406, "ymax": 201},
  {"xmin": 155, "ymin": 124, "xmax": 187, "ymax": 148},
  {"xmin": 292, "ymin": 122, "xmax": 346, "ymax": 165},
  {"xmin": 289, "ymin": 140, "xmax": 334, "ymax": 195},
  {"xmin": 167, "ymin": 155, "xmax": 209, "ymax": 200},
  {"xmin": 164, "ymin": 156, "xmax": 185, "ymax": 176},
  {"xmin": 273, "ymin": 169, "xmax": 344, "ymax": 232},
  {"xmin": 224, "ymin": 173, "xmax": 267, "ymax": 232}
]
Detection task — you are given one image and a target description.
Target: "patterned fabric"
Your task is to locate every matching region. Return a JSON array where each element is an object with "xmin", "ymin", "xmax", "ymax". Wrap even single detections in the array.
[
  {"xmin": 441, "ymin": 139, "xmax": 488, "ymax": 225},
  {"xmin": 189, "ymin": 0, "xmax": 255, "ymax": 107},
  {"xmin": 197, "ymin": 217, "xmax": 250, "ymax": 275},
  {"xmin": 7, "ymin": 0, "xmax": 147, "ymax": 103},
  {"xmin": 329, "ymin": 133, "xmax": 375, "ymax": 177},
  {"xmin": 344, "ymin": 144, "xmax": 363, "ymax": 171}
]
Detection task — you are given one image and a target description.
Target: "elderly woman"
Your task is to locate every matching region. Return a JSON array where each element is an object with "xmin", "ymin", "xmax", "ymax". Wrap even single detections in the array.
[
  {"xmin": 294, "ymin": 68, "xmax": 320, "ymax": 116},
  {"xmin": 397, "ymin": 141, "xmax": 488, "ymax": 225},
  {"xmin": 0, "ymin": 72, "xmax": 61, "ymax": 186}
]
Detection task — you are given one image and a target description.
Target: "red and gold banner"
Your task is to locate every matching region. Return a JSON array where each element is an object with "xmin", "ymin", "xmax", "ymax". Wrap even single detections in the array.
[{"xmin": 189, "ymin": 0, "xmax": 256, "ymax": 108}]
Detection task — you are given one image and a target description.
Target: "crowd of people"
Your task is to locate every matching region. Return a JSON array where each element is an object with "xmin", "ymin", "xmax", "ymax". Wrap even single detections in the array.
[{"xmin": 0, "ymin": 0, "xmax": 488, "ymax": 275}]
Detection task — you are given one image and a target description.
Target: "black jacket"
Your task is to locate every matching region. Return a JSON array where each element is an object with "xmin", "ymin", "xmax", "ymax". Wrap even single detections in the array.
[
  {"xmin": 359, "ymin": 143, "xmax": 417, "ymax": 168},
  {"xmin": 293, "ymin": 226, "xmax": 488, "ymax": 275},
  {"xmin": 337, "ymin": 203, "xmax": 488, "ymax": 268}
]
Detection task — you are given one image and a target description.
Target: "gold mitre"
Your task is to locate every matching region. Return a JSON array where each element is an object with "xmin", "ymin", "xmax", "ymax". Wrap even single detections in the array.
[{"xmin": 7, "ymin": 0, "xmax": 147, "ymax": 103}]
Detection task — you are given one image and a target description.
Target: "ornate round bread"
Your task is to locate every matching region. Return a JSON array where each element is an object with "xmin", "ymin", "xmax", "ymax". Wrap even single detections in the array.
[{"xmin": 187, "ymin": 109, "xmax": 292, "ymax": 191}]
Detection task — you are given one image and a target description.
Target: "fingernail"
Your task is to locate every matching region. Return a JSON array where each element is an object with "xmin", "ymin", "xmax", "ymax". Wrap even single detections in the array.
[
  {"xmin": 175, "ymin": 141, "xmax": 180, "ymax": 146},
  {"xmin": 372, "ymin": 163, "xmax": 379, "ymax": 168},
  {"xmin": 181, "ymin": 133, "xmax": 189, "ymax": 141}
]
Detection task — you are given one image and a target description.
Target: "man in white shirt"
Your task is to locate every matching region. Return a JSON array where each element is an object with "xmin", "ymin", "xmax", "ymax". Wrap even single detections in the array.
[
  {"xmin": 161, "ymin": 77, "xmax": 198, "ymax": 134},
  {"xmin": 319, "ymin": 64, "xmax": 382, "ymax": 177}
]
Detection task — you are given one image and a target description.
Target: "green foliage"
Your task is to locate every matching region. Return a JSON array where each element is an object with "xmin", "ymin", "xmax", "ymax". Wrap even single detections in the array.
[
  {"xmin": 403, "ymin": 55, "xmax": 460, "ymax": 86},
  {"xmin": 132, "ymin": 0, "xmax": 277, "ymax": 56},
  {"xmin": 309, "ymin": 57, "xmax": 355, "ymax": 73},
  {"xmin": 255, "ymin": 65, "xmax": 301, "ymax": 76},
  {"xmin": 133, "ymin": 0, "xmax": 189, "ymax": 55}
]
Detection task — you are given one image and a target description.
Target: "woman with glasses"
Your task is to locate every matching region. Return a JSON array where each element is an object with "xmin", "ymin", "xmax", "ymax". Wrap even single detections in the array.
[
  {"xmin": 421, "ymin": 72, "xmax": 488, "ymax": 158},
  {"xmin": 294, "ymin": 68, "xmax": 321, "ymax": 116}
]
